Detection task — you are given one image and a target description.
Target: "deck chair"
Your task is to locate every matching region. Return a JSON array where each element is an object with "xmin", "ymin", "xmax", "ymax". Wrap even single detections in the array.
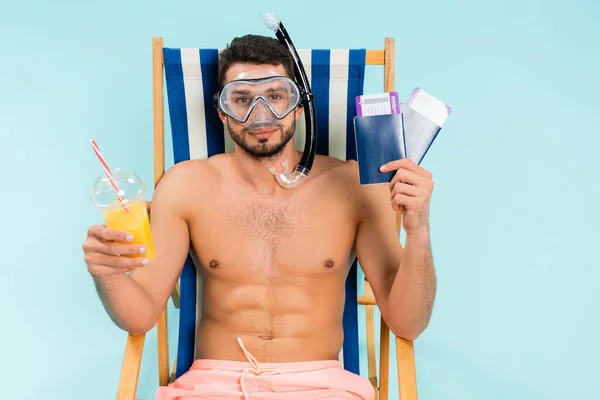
[{"xmin": 115, "ymin": 36, "xmax": 418, "ymax": 400}]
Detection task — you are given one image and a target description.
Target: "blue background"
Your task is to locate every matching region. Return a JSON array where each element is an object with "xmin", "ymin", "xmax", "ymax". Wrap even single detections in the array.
[{"xmin": 1, "ymin": 0, "xmax": 599, "ymax": 399}]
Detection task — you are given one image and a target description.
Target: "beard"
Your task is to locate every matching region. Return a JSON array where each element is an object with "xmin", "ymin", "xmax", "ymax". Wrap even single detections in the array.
[{"xmin": 228, "ymin": 120, "xmax": 296, "ymax": 161}]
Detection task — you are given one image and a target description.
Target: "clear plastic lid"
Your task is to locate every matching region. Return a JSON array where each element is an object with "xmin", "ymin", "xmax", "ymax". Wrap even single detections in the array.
[{"xmin": 90, "ymin": 168, "xmax": 146, "ymax": 210}]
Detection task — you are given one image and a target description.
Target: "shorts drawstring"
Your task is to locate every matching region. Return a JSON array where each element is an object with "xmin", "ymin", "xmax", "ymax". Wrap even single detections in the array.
[{"xmin": 238, "ymin": 337, "xmax": 284, "ymax": 400}]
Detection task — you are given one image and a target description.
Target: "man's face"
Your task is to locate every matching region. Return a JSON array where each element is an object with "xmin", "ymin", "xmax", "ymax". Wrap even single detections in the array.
[{"xmin": 218, "ymin": 63, "xmax": 303, "ymax": 161}]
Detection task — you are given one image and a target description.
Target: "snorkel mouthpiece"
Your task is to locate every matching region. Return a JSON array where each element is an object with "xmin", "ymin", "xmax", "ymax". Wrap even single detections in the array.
[
  {"xmin": 268, "ymin": 159, "xmax": 308, "ymax": 188},
  {"xmin": 260, "ymin": 12, "xmax": 317, "ymax": 189}
]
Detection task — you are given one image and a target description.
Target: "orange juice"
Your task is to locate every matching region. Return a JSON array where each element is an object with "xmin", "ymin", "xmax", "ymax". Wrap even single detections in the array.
[
  {"xmin": 91, "ymin": 168, "xmax": 155, "ymax": 261},
  {"xmin": 103, "ymin": 200, "xmax": 156, "ymax": 260}
]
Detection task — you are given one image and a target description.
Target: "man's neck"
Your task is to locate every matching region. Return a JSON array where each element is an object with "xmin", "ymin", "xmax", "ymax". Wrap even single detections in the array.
[{"xmin": 232, "ymin": 143, "xmax": 301, "ymax": 196}]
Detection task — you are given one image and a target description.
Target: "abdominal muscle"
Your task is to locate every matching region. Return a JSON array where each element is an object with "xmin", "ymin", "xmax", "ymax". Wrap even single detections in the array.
[
  {"xmin": 195, "ymin": 271, "xmax": 347, "ymax": 363},
  {"xmin": 186, "ymin": 154, "xmax": 359, "ymax": 363}
]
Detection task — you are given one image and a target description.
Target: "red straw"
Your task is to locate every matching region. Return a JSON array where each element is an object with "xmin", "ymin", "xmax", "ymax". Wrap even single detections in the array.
[{"xmin": 90, "ymin": 139, "xmax": 130, "ymax": 212}]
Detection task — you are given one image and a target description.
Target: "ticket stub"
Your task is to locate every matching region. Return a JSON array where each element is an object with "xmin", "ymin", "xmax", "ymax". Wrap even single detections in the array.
[
  {"xmin": 406, "ymin": 87, "xmax": 451, "ymax": 127},
  {"xmin": 356, "ymin": 92, "xmax": 400, "ymax": 116}
]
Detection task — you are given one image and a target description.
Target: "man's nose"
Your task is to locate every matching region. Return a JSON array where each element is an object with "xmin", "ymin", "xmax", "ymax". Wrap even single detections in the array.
[{"xmin": 251, "ymin": 99, "xmax": 273, "ymax": 121}]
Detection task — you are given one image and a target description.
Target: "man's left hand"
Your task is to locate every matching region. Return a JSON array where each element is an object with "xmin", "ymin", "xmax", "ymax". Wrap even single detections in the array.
[{"xmin": 379, "ymin": 158, "xmax": 434, "ymax": 235}]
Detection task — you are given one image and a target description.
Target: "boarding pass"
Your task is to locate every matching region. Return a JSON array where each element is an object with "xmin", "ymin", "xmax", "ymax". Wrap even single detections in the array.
[
  {"xmin": 406, "ymin": 88, "xmax": 452, "ymax": 127},
  {"xmin": 355, "ymin": 92, "xmax": 400, "ymax": 116}
]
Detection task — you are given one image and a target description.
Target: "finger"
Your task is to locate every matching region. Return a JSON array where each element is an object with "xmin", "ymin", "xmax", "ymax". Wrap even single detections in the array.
[
  {"xmin": 88, "ymin": 264, "xmax": 136, "ymax": 276},
  {"xmin": 88, "ymin": 225, "xmax": 134, "ymax": 243},
  {"xmin": 390, "ymin": 182, "xmax": 425, "ymax": 199},
  {"xmin": 380, "ymin": 158, "xmax": 432, "ymax": 179},
  {"xmin": 85, "ymin": 252, "xmax": 150, "ymax": 269},
  {"xmin": 389, "ymin": 168, "xmax": 427, "ymax": 188},
  {"xmin": 380, "ymin": 158, "xmax": 415, "ymax": 172},
  {"xmin": 83, "ymin": 239, "xmax": 148, "ymax": 256},
  {"xmin": 391, "ymin": 193, "xmax": 419, "ymax": 211}
]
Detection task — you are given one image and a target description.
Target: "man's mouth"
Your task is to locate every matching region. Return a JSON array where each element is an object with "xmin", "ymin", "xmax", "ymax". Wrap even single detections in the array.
[{"xmin": 247, "ymin": 127, "xmax": 278, "ymax": 139}]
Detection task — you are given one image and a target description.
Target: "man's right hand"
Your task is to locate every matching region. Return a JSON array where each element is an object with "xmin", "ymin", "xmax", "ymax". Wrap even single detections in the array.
[{"xmin": 83, "ymin": 225, "xmax": 150, "ymax": 277}]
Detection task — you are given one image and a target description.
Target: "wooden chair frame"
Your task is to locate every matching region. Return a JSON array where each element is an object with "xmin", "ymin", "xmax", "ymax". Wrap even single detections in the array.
[{"xmin": 114, "ymin": 36, "xmax": 418, "ymax": 400}]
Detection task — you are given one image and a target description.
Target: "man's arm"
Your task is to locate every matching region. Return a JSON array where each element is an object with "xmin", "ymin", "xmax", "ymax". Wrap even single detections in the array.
[
  {"xmin": 354, "ymin": 158, "xmax": 437, "ymax": 340},
  {"xmin": 84, "ymin": 163, "xmax": 195, "ymax": 335}
]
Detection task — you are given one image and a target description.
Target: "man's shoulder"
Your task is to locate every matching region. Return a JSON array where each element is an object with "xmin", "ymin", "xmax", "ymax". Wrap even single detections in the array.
[
  {"xmin": 160, "ymin": 155, "xmax": 226, "ymax": 184},
  {"xmin": 153, "ymin": 156, "xmax": 226, "ymax": 202},
  {"xmin": 313, "ymin": 155, "xmax": 360, "ymax": 187},
  {"xmin": 314, "ymin": 155, "xmax": 358, "ymax": 176},
  {"xmin": 314, "ymin": 155, "xmax": 388, "ymax": 202}
]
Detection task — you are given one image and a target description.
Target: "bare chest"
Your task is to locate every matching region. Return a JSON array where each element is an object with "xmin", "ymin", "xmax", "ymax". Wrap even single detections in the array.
[{"xmin": 188, "ymin": 189, "xmax": 358, "ymax": 280}]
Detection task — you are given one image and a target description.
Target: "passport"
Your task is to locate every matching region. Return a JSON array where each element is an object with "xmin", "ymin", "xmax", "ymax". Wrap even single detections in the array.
[
  {"xmin": 353, "ymin": 113, "xmax": 406, "ymax": 185},
  {"xmin": 400, "ymin": 103, "xmax": 441, "ymax": 165},
  {"xmin": 404, "ymin": 88, "xmax": 451, "ymax": 164}
]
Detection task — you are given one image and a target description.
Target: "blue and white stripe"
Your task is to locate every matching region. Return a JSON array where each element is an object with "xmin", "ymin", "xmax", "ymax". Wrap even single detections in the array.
[{"xmin": 163, "ymin": 46, "xmax": 366, "ymax": 379}]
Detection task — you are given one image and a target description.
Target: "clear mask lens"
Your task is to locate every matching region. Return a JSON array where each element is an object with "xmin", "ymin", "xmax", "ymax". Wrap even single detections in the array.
[{"xmin": 218, "ymin": 76, "xmax": 301, "ymax": 123}]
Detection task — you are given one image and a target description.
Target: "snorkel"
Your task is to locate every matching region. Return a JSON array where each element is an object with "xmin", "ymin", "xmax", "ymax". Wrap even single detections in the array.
[{"xmin": 260, "ymin": 12, "xmax": 316, "ymax": 189}]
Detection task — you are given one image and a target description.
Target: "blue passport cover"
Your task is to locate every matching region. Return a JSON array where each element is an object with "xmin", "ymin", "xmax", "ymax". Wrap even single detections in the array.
[
  {"xmin": 400, "ymin": 103, "xmax": 441, "ymax": 165},
  {"xmin": 353, "ymin": 113, "xmax": 406, "ymax": 185}
]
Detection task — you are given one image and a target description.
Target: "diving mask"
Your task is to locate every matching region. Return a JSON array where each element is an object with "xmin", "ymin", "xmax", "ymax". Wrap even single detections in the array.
[{"xmin": 215, "ymin": 76, "xmax": 302, "ymax": 124}]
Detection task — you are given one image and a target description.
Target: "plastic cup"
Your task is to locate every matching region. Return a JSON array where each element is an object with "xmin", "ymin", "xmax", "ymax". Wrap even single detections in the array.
[{"xmin": 90, "ymin": 168, "xmax": 156, "ymax": 261}]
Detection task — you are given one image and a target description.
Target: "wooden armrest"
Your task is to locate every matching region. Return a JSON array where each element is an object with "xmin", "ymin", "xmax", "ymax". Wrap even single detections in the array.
[
  {"xmin": 364, "ymin": 281, "xmax": 379, "ymax": 398},
  {"xmin": 379, "ymin": 318, "xmax": 390, "ymax": 400},
  {"xmin": 117, "ymin": 333, "xmax": 146, "ymax": 400},
  {"xmin": 396, "ymin": 337, "xmax": 418, "ymax": 399}
]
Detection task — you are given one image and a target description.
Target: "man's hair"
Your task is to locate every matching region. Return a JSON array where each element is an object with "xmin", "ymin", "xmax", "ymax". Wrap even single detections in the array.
[{"xmin": 218, "ymin": 34, "xmax": 295, "ymax": 86}]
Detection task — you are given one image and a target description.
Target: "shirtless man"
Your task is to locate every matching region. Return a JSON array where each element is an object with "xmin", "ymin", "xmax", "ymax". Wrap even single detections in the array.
[{"xmin": 83, "ymin": 35, "xmax": 437, "ymax": 399}]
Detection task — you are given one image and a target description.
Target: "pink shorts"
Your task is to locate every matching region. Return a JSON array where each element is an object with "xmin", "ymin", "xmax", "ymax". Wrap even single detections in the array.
[{"xmin": 156, "ymin": 338, "xmax": 374, "ymax": 400}]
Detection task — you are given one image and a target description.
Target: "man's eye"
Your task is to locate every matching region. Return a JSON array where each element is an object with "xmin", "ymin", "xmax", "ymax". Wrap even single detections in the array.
[{"xmin": 235, "ymin": 97, "xmax": 251, "ymax": 104}]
